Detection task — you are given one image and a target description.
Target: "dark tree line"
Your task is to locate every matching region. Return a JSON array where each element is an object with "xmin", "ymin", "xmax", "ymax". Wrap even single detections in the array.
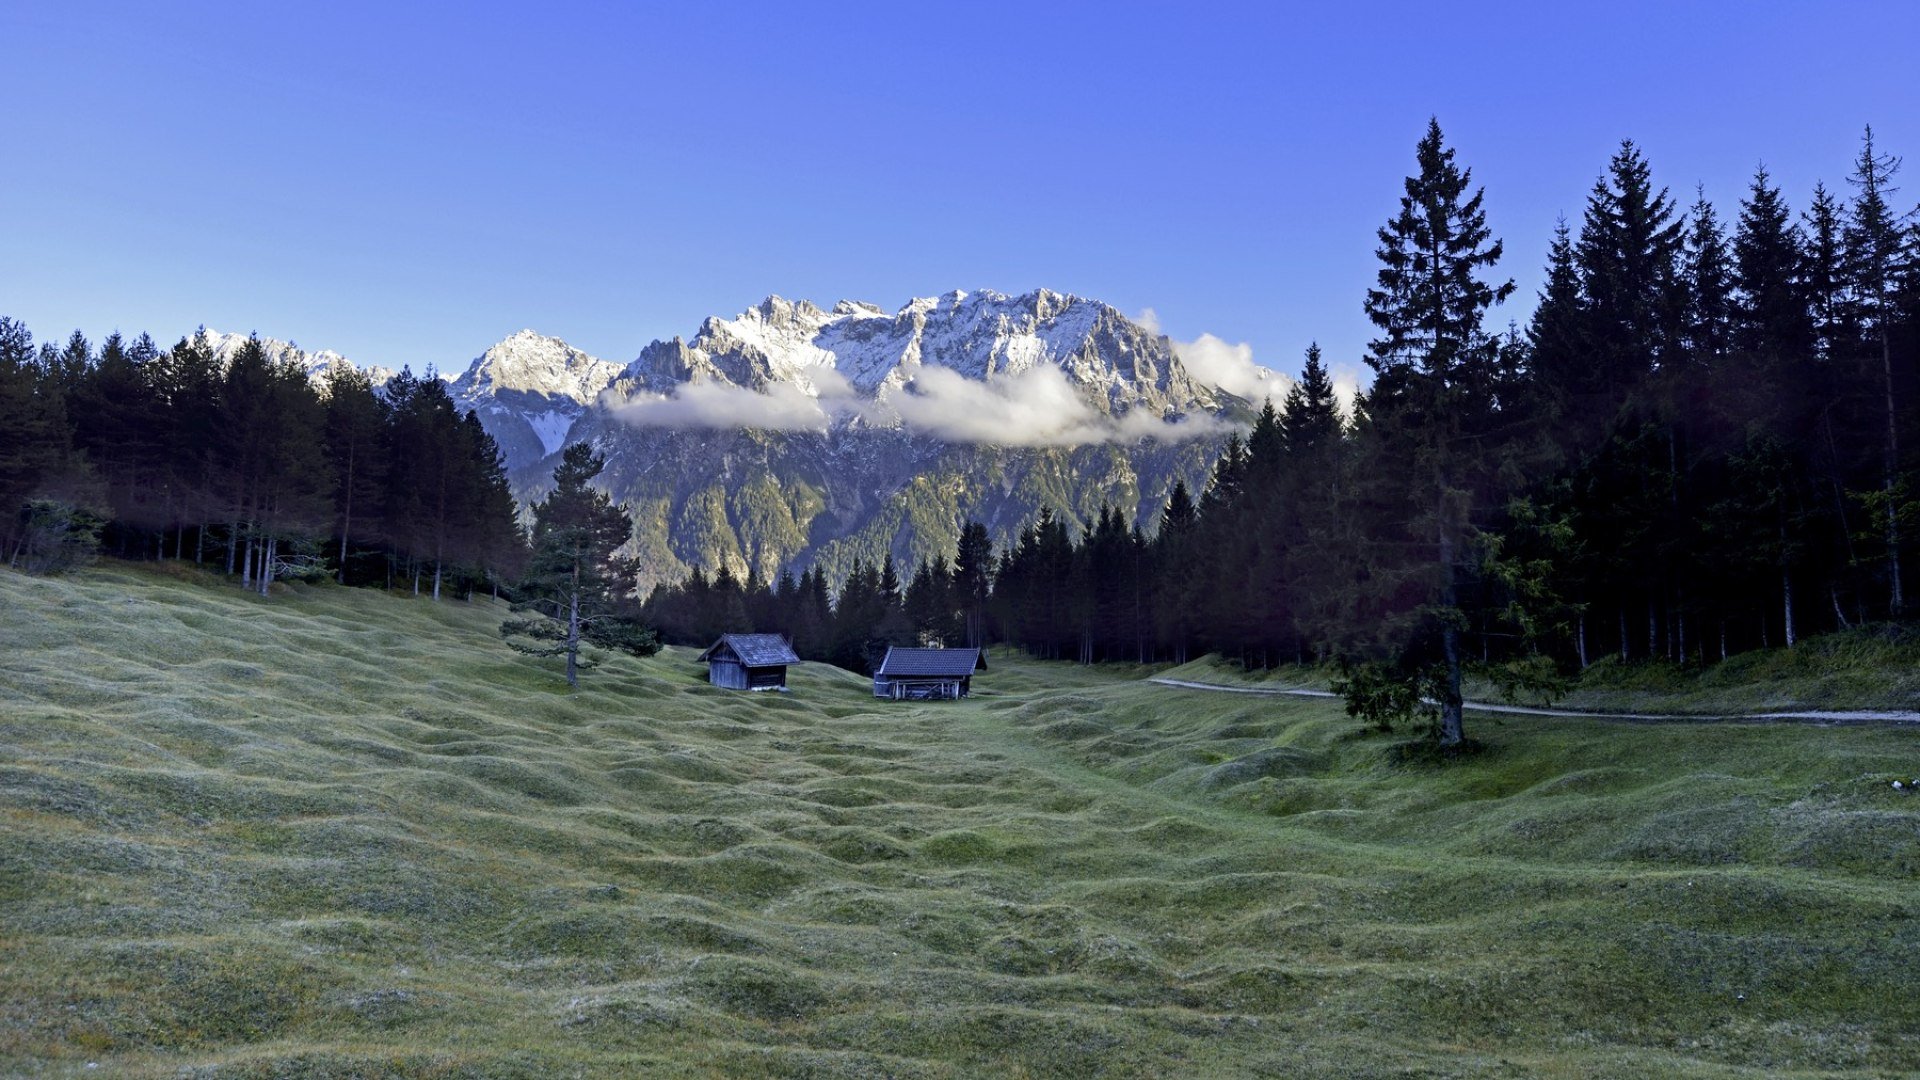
[
  {"xmin": 0, "ymin": 325, "xmax": 525, "ymax": 594},
  {"xmin": 640, "ymin": 522, "xmax": 996, "ymax": 673}
]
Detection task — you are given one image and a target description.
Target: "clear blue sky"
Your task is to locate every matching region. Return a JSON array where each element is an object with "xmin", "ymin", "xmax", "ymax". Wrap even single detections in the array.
[{"xmin": 3, "ymin": 1, "xmax": 1916, "ymax": 388}]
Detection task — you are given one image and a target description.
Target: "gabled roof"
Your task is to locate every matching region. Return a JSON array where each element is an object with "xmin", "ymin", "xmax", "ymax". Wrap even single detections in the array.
[
  {"xmin": 697, "ymin": 633, "xmax": 800, "ymax": 667},
  {"xmin": 875, "ymin": 647, "xmax": 986, "ymax": 677}
]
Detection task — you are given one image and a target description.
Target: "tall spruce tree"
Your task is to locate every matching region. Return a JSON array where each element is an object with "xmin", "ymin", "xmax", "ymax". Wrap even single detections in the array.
[
  {"xmin": 152, "ymin": 334, "xmax": 224, "ymax": 562},
  {"xmin": 1733, "ymin": 166, "xmax": 1813, "ymax": 357},
  {"xmin": 1804, "ymin": 183, "xmax": 1851, "ymax": 361},
  {"xmin": 1683, "ymin": 188, "xmax": 1735, "ymax": 366},
  {"xmin": 1844, "ymin": 125, "xmax": 1914, "ymax": 615},
  {"xmin": 1276, "ymin": 344, "xmax": 1351, "ymax": 659},
  {"xmin": 322, "ymin": 363, "xmax": 390, "ymax": 584},
  {"xmin": 953, "ymin": 520, "xmax": 994, "ymax": 648},
  {"xmin": 1152, "ymin": 481, "xmax": 1200, "ymax": 662},
  {"xmin": 501, "ymin": 443, "xmax": 658, "ymax": 688},
  {"xmin": 1575, "ymin": 141, "xmax": 1687, "ymax": 410},
  {"xmin": 1351, "ymin": 118, "xmax": 1516, "ymax": 748},
  {"xmin": 0, "ymin": 318, "xmax": 75, "ymax": 565}
]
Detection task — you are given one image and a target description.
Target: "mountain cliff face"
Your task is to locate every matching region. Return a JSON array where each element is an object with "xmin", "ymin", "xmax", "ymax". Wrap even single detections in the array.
[
  {"xmin": 447, "ymin": 330, "xmax": 624, "ymax": 466},
  {"xmin": 454, "ymin": 289, "xmax": 1249, "ymax": 588}
]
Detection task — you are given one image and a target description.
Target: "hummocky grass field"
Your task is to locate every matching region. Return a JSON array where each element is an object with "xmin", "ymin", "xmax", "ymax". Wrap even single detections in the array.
[
  {"xmin": 2, "ymin": 564, "xmax": 1918, "ymax": 1078},
  {"xmin": 1158, "ymin": 636, "xmax": 1920, "ymax": 717}
]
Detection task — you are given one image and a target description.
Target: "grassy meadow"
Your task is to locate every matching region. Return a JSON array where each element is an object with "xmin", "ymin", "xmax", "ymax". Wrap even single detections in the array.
[{"xmin": 2, "ymin": 563, "xmax": 1918, "ymax": 1077}]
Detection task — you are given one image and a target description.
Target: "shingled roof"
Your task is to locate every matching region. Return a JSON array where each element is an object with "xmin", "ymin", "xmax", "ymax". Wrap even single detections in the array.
[
  {"xmin": 697, "ymin": 633, "xmax": 801, "ymax": 667},
  {"xmin": 875, "ymin": 647, "xmax": 986, "ymax": 677}
]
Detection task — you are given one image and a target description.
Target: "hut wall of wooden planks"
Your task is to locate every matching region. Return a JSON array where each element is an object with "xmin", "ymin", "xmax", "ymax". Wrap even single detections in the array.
[{"xmin": 697, "ymin": 634, "xmax": 801, "ymax": 691}]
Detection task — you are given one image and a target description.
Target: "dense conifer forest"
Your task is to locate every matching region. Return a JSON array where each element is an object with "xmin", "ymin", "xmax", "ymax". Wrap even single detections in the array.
[
  {"xmin": 5, "ymin": 122, "xmax": 1917, "ymax": 741},
  {"xmin": 0, "ymin": 329, "xmax": 525, "ymax": 595}
]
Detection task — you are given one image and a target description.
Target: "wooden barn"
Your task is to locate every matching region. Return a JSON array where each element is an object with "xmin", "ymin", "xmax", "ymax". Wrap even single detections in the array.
[
  {"xmin": 872, "ymin": 646, "xmax": 985, "ymax": 700},
  {"xmin": 697, "ymin": 633, "xmax": 801, "ymax": 691}
]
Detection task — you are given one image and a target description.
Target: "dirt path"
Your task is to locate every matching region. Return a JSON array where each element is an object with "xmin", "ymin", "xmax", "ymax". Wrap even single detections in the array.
[{"xmin": 1146, "ymin": 677, "xmax": 1920, "ymax": 727}]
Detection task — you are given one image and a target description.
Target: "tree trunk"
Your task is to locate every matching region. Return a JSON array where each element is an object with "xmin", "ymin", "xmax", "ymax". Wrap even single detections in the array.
[
  {"xmin": 1618, "ymin": 607, "xmax": 1629, "ymax": 662},
  {"xmin": 1576, "ymin": 609, "xmax": 1589, "ymax": 669},
  {"xmin": 1783, "ymin": 567, "xmax": 1796, "ymax": 647},
  {"xmin": 1832, "ymin": 585, "xmax": 1851, "ymax": 630},
  {"xmin": 1882, "ymin": 330, "xmax": 1903, "ymax": 617},
  {"xmin": 565, "ymin": 563, "xmax": 582, "ymax": 689},
  {"xmin": 1437, "ymin": 527, "xmax": 1465, "ymax": 749},
  {"xmin": 338, "ymin": 448, "xmax": 354, "ymax": 585},
  {"xmin": 1675, "ymin": 593, "xmax": 1686, "ymax": 665},
  {"xmin": 1438, "ymin": 618, "xmax": 1465, "ymax": 749}
]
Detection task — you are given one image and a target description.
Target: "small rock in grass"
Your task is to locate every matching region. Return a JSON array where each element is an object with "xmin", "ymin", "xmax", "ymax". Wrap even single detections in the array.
[{"xmin": 1896, "ymin": 780, "xmax": 1907, "ymax": 791}]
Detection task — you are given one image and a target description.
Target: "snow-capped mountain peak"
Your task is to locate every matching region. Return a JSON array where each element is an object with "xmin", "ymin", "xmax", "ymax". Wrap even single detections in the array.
[
  {"xmin": 617, "ymin": 288, "xmax": 1219, "ymax": 415},
  {"xmin": 447, "ymin": 331, "xmax": 624, "ymax": 460},
  {"xmin": 453, "ymin": 329, "xmax": 622, "ymax": 406},
  {"xmin": 191, "ymin": 328, "xmax": 398, "ymax": 389}
]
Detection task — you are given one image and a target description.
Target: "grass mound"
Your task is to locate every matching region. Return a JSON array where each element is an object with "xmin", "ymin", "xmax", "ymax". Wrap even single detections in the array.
[{"xmin": 2, "ymin": 563, "xmax": 1918, "ymax": 1076}]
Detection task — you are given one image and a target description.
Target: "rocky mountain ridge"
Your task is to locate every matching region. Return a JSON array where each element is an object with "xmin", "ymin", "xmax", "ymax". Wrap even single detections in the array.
[
  {"xmin": 192, "ymin": 329, "xmax": 398, "ymax": 391},
  {"xmin": 213, "ymin": 289, "xmax": 1261, "ymax": 588}
]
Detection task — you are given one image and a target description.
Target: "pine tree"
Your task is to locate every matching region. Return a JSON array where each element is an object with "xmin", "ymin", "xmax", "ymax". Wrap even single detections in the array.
[
  {"xmin": 68, "ymin": 332, "xmax": 164, "ymax": 551},
  {"xmin": 1152, "ymin": 481, "xmax": 1199, "ymax": 662},
  {"xmin": 0, "ymin": 317, "xmax": 74, "ymax": 564},
  {"xmin": 1352, "ymin": 117, "xmax": 1516, "ymax": 748},
  {"xmin": 872, "ymin": 553, "xmax": 915, "ymax": 663},
  {"xmin": 1683, "ymin": 188, "xmax": 1735, "ymax": 366},
  {"xmin": 1575, "ymin": 140, "xmax": 1687, "ymax": 410},
  {"xmin": 1804, "ymin": 183, "xmax": 1850, "ymax": 361},
  {"xmin": 1241, "ymin": 402, "xmax": 1288, "ymax": 663},
  {"xmin": 953, "ymin": 520, "xmax": 994, "ymax": 648},
  {"xmin": 1278, "ymin": 344, "xmax": 1342, "ymax": 454},
  {"xmin": 211, "ymin": 335, "xmax": 328, "ymax": 590},
  {"xmin": 382, "ymin": 371, "xmax": 482, "ymax": 598},
  {"xmin": 905, "ymin": 557, "xmax": 943, "ymax": 644},
  {"xmin": 1844, "ymin": 125, "xmax": 1914, "ymax": 616},
  {"xmin": 321, "ymin": 363, "xmax": 389, "ymax": 584},
  {"xmin": 501, "ymin": 443, "xmax": 658, "ymax": 688},
  {"xmin": 252, "ymin": 347, "xmax": 330, "ymax": 593},
  {"xmin": 712, "ymin": 562, "xmax": 752, "ymax": 633},
  {"xmin": 53, "ymin": 331, "xmax": 92, "ymax": 401},
  {"xmin": 152, "ymin": 334, "xmax": 224, "ymax": 562},
  {"xmin": 1276, "ymin": 344, "xmax": 1351, "ymax": 659},
  {"xmin": 455, "ymin": 414, "xmax": 526, "ymax": 595},
  {"xmin": 1733, "ymin": 166, "xmax": 1813, "ymax": 357}
]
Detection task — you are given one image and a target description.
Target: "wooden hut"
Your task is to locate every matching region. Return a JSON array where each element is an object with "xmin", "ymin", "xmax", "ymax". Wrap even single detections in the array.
[
  {"xmin": 697, "ymin": 633, "xmax": 801, "ymax": 691},
  {"xmin": 872, "ymin": 646, "xmax": 985, "ymax": 700}
]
